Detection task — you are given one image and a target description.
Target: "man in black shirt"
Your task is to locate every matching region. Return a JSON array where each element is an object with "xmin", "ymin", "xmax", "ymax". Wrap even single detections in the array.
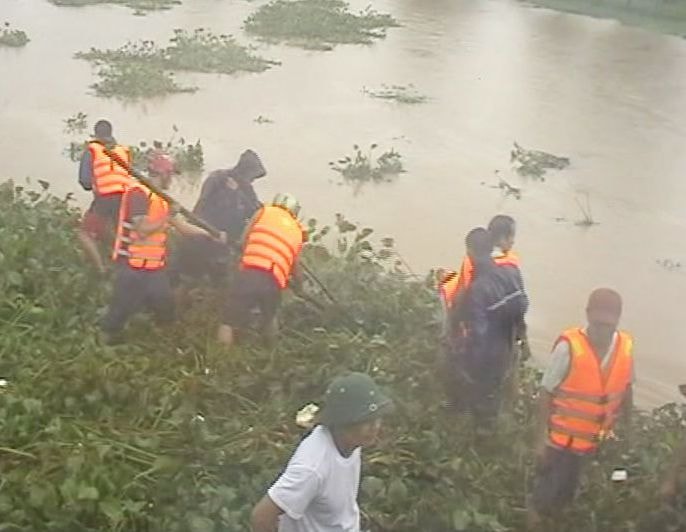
[{"xmin": 171, "ymin": 150, "xmax": 266, "ymax": 286}]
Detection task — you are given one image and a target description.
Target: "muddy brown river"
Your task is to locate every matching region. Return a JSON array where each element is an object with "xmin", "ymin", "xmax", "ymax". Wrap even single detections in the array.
[{"xmin": 2, "ymin": 0, "xmax": 686, "ymax": 406}]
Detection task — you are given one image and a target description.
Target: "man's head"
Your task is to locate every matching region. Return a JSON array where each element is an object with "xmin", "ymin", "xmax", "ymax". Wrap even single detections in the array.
[
  {"xmin": 320, "ymin": 372, "xmax": 393, "ymax": 448},
  {"xmin": 488, "ymin": 215, "xmax": 516, "ymax": 253},
  {"xmin": 230, "ymin": 149, "xmax": 266, "ymax": 184},
  {"xmin": 147, "ymin": 152, "xmax": 175, "ymax": 190},
  {"xmin": 466, "ymin": 227, "xmax": 494, "ymax": 264},
  {"xmin": 93, "ymin": 119, "xmax": 113, "ymax": 142},
  {"xmin": 586, "ymin": 288, "xmax": 622, "ymax": 340}
]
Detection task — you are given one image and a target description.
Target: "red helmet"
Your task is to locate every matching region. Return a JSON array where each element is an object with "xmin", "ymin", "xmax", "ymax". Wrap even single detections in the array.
[{"xmin": 148, "ymin": 152, "xmax": 175, "ymax": 177}]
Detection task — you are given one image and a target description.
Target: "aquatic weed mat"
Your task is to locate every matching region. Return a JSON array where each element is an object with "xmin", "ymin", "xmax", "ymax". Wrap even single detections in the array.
[
  {"xmin": 49, "ymin": 0, "xmax": 182, "ymax": 15},
  {"xmin": 76, "ymin": 29, "xmax": 278, "ymax": 99},
  {"xmin": 243, "ymin": 0, "xmax": 400, "ymax": 50}
]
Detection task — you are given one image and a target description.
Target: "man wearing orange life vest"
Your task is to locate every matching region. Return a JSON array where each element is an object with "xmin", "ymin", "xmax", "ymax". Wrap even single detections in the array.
[
  {"xmin": 217, "ymin": 193, "xmax": 307, "ymax": 349},
  {"xmin": 77, "ymin": 120, "xmax": 133, "ymax": 274},
  {"xmin": 440, "ymin": 216, "xmax": 523, "ymax": 334},
  {"xmin": 528, "ymin": 288, "xmax": 635, "ymax": 528},
  {"xmin": 101, "ymin": 154, "xmax": 221, "ymax": 344}
]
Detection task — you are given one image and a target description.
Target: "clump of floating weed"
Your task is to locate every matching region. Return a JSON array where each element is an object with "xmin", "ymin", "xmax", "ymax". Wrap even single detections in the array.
[
  {"xmin": 0, "ymin": 22, "xmax": 30, "ymax": 48},
  {"xmin": 329, "ymin": 143, "xmax": 405, "ymax": 192},
  {"xmin": 363, "ymin": 84, "xmax": 428, "ymax": 104},
  {"xmin": 244, "ymin": 0, "xmax": 399, "ymax": 50},
  {"xmin": 510, "ymin": 141, "xmax": 570, "ymax": 181},
  {"xmin": 76, "ymin": 29, "xmax": 276, "ymax": 99}
]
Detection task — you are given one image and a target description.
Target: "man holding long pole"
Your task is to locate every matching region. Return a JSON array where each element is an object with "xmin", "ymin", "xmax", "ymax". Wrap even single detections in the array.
[{"xmin": 101, "ymin": 153, "xmax": 224, "ymax": 344}]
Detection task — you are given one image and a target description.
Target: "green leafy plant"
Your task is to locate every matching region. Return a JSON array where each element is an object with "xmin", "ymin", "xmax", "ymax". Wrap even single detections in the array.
[
  {"xmin": 329, "ymin": 144, "xmax": 405, "ymax": 190},
  {"xmin": 0, "ymin": 21, "xmax": 30, "ymax": 48},
  {"xmin": 76, "ymin": 29, "xmax": 277, "ymax": 99},
  {"xmin": 510, "ymin": 141, "xmax": 570, "ymax": 181},
  {"xmin": 244, "ymin": 0, "xmax": 399, "ymax": 50},
  {"xmin": 362, "ymin": 84, "xmax": 428, "ymax": 104},
  {"xmin": 0, "ymin": 180, "xmax": 684, "ymax": 531}
]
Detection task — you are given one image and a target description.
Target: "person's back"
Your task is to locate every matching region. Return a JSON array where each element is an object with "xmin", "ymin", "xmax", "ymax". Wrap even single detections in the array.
[
  {"xmin": 452, "ymin": 228, "xmax": 528, "ymax": 425},
  {"xmin": 465, "ymin": 261, "xmax": 528, "ymax": 365}
]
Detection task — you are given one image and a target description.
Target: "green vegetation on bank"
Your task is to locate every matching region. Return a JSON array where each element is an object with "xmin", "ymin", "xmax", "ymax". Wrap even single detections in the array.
[
  {"xmin": 1, "ymin": 181, "xmax": 684, "ymax": 530},
  {"xmin": 76, "ymin": 29, "xmax": 278, "ymax": 99},
  {"xmin": 523, "ymin": 0, "xmax": 686, "ymax": 38},
  {"xmin": 244, "ymin": 0, "xmax": 399, "ymax": 50},
  {"xmin": 0, "ymin": 22, "xmax": 30, "ymax": 48}
]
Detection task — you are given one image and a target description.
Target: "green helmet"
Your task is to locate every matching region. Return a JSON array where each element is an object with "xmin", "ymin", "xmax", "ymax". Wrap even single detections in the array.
[
  {"xmin": 272, "ymin": 192, "xmax": 301, "ymax": 217},
  {"xmin": 319, "ymin": 372, "xmax": 393, "ymax": 428}
]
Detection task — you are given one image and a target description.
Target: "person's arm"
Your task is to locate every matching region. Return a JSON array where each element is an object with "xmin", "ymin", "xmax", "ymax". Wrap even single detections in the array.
[
  {"xmin": 535, "ymin": 390, "xmax": 554, "ymax": 461},
  {"xmin": 536, "ymin": 340, "xmax": 571, "ymax": 458},
  {"xmin": 78, "ymin": 149, "xmax": 93, "ymax": 191},
  {"xmin": 252, "ymin": 463, "xmax": 320, "ymax": 532},
  {"xmin": 619, "ymin": 384, "xmax": 633, "ymax": 438},
  {"xmin": 169, "ymin": 213, "xmax": 218, "ymax": 239},
  {"xmin": 128, "ymin": 190, "xmax": 161, "ymax": 235},
  {"xmin": 251, "ymin": 495, "xmax": 283, "ymax": 532}
]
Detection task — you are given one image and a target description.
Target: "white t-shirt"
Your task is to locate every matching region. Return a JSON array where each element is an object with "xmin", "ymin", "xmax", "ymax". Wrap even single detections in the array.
[{"xmin": 268, "ymin": 425, "xmax": 361, "ymax": 532}]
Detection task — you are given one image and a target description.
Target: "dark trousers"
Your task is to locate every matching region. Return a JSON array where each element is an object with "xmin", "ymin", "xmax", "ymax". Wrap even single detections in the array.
[
  {"xmin": 531, "ymin": 446, "xmax": 585, "ymax": 515},
  {"xmin": 102, "ymin": 265, "xmax": 175, "ymax": 335}
]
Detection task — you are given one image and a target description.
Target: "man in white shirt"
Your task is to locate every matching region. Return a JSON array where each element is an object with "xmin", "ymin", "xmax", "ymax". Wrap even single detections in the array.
[{"xmin": 251, "ymin": 373, "xmax": 392, "ymax": 532}]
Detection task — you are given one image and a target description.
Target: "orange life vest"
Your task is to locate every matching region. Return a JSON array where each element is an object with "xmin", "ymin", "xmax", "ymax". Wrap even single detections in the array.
[
  {"xmin": 240, "ymin": 205, "xmax": 305, "ymax": 289},
  {"xmin": 88, "ymin": 141, "xmax": 132, "ymax": 196},
  {"xmin": 548, "ymin": 328, "xmax": 633, "ymax": 454},
  {"xmin": 439, "ymin": 250, "xmax": 520, "ymax": 308},
  {"xmin": 112, "ymin": 183, "xmax": 169, "ymax": 270}
]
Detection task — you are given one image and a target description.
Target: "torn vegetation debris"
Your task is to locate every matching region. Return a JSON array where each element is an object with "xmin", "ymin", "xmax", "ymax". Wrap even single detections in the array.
[{"xmin": 510, "ymin": 141, "xmax": 570, "ymax": 181}]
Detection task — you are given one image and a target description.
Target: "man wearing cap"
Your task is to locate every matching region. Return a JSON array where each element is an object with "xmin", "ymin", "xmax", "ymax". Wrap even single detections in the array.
[
  {"xmin": 528, "ymin": 288, "xmax": 635, "ymax": 529},
  {"xmin": 251, "ymin": 372, "xmax": 392, "ymax": 532}
]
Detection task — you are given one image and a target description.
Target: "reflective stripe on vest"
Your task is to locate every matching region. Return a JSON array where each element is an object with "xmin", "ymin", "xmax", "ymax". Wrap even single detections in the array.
[
  {"xmin": 438, "ymin": 250, "xmax": 520, "ymax": 308},
  {"xmin": 548, "ymin": 328, "xmax": 633, "ymax": 454},
  {"xmin": 240, "ymin": 205, "xmax": 305, "ymax": 289},
  {"xmin": 112, "ymin": 183, "xmax": 169, "ymax": 270},
  {"xmin": 88, "ymin": 142, "xmax": 131, "ymax": 196}
]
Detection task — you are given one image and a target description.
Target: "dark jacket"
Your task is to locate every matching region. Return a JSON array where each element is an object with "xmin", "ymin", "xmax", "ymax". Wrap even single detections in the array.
[
  {"xmin": 450, "ymin": 260, "xmax": 528, "ymax": 375},
  {"xmin": 193, "ymin": 149, "xmax": 266, "ymax": 240}
]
